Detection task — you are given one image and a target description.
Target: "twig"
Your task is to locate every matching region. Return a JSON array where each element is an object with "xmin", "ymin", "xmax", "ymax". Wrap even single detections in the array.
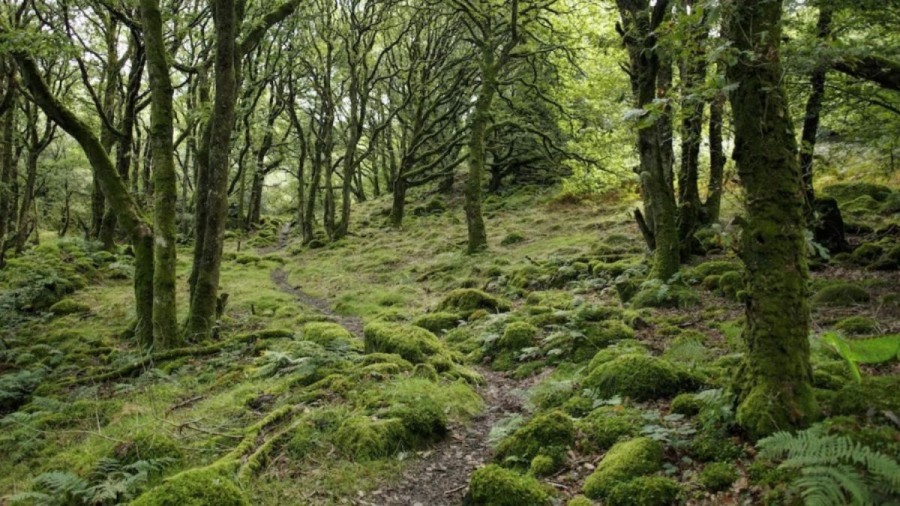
[{"xmin": 166, "ymin": 395, "xmax": 205, "ymax": 415}]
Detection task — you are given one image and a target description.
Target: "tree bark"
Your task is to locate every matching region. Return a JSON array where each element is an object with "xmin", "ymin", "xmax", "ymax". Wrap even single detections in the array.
[
  {"xmin": 0, "ymin": 73, "xmax": 14, "ymax": 268},
  {"xmin": 704, "ymin": 93, "xmax": 725, "ymax": 223},
  {"xmin": 726, "ymin": 0, "xmax": 817, "ymax": 439},
  {"xmin": 799, "ymin": 6, "xmax": 833, "ymax": 217}
]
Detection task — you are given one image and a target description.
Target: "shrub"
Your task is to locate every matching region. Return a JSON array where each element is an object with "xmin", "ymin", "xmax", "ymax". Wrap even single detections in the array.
[
  {"xmin": 467, "ymin": 464, "xmax": 553, "ymax": 505},
  {"xmin": 699, "ymin": 462, "xmax": 738, "ymax": 492},
  {"xmin": 582, "ymin": 437, "xmax": 664, "ymax": 499}
]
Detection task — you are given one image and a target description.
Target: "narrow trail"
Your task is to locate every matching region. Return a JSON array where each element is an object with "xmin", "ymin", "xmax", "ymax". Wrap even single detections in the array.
[{"xmin": 263, "ymin": 225, "xmax": 535, "ymax": 505}]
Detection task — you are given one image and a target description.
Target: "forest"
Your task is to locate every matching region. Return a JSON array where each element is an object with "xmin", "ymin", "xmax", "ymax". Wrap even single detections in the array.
[{"xmin": 0, "ymin": 0, "xmax": 898, "ymax": 504}]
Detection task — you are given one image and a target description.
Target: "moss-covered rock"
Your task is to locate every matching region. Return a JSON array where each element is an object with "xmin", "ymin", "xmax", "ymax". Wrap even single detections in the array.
[
  {"xmin": 580, "ymin": 320, "xmax": 635, "ymax": 348},
  {"xmin": 699, "ymin": 462, "xmax": 738, "ymax": 492},
  {"xmin": 437, "ymin": 288, "xmax": 510, "ymax": 316},
  {"xmin": 870, "ymin": 244, "xmax": 900, "ymax": 271},
  {"xmin": 412, "ymin": 312, "xmax": 462, "ymax": 334},
  {"xmin": 48, "ymin": 298, "xmax": 91, "ymax": 316},
  {"xmin": 131, "ymin": 468, "xmax": 249, "ymax": 506},
  {"xmin": 670, "ymin": 393, "xmax": 702, "ymax": 416},
  {"xmin": 842, "ymin": 195, "xmax": 882, "ymax": 216},
  {"xmin": 495, "ymin": 410, "xmax": 575, "ymax": 471},
  {"xmin": 302, "ymin": 322, "xmax": 354, "ymax": 347},
  {"xmin": 528, "ymin": 454, "xmax": 556, "ymax": 476},
  {"xmin": 566, "ymin": 496, "xmax": 593, "ymax": 506},
  {"xmin": 582, "ymin": 437, "xmax": 664, "ymax": 499},
  {"xmin": 822, "ymin": 182, "xmax": 892, "ymax": 203},
  {"xmin": 685, "ymin": 260, "xmax": 742, "ymax": 283},
  {"xmin": 717, "ymin": 271, "xmax": 744, "ymax": 301},
  {"xmin": 631, "ymin": 280, "xmax": 699, "ymax": 309},
  {"xmin": 583, "ymin": 354, "xmax": 693, "ymax": 401},
  {"xmin": 833, "ymin": 315, "xmax": 878, "ymax": 336},
  {"xmin": 498, "ymin": 321, "xmax": 539, "ymax": 351},
  {"xmin": 811, "ymin": 282, "xmax": 870, "ymax": 307},
  {"xmin": 690, "ymin": 427, "xmax": 745, "ymax": 462},
  {"xmin": 606, "ymin": 476, "xmax": 681, "ymax": 506},
  {"xmin": 113, "ymin": 430, "xmax": 184, "ymax": 465},
  {"xmin": 825, "ymin": 375, "xmax": 900, "ymax": 416},
  {"xmin": 501, "ymin": 232, "xmax": 526, "ymax": 246},
  {"xmin": 333, "ymin": 415, "xmax": 408, "ymax": 460},
  {"xmin": 467, "ymin": 464, "xmax": 553, "ymax": 505},
  {"xmin": 851, "ymin": 243, "xmax": 884, "ymax": 265},
  {"xmin": 363, "ymin": 321, "xmax": 444, "ymax": 363},
  {"xmin": 881, "ymin": 192, "xmax": 900, "ymax": 215},
  {"xmin": 576, "ymin": 406, "xmax": 643, "ymax": 452}
]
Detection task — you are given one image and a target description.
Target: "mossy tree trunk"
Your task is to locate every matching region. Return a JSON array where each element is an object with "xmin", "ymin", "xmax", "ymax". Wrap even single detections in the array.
[
  {"xmin": 704, "ymin": 92, "xmax": 725, "ymax": 224},
  {"xmin": 0, "ymin": 68, "xmax": 14, "ymax": 268},
  {"xmin": 14, "ymin": 52, "xmax": 156, "ymax": 346},
  {"xmin": 186, "ymin": 0, "xmax": 241, "ymax": 340},
  {"xmin": 799, "ymin": 5, "xmax": 832, "ymax": 217},
  {"xmin": 616, "ymin": 0, "xmax": 679, "ymax": 281},
  {"xmin": 464, "ymin": 54, "xmax": 494, "ymax": 254},
  {"xmin": 140, "ymin": 0, "xmax": 179, "ymax": 348},
  {"xmin": 726, "ymin": 0, "xmax": 817, "ymax": 439}
]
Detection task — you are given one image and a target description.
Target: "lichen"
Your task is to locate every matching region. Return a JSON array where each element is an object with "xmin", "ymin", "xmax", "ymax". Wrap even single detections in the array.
[
  {"xmin": 466, "ymin": 464, "xmax": 553, "ymax": 505},
  {"xmin": 582, "ymin": 437, "xmax": 664, "ymax": 499}
]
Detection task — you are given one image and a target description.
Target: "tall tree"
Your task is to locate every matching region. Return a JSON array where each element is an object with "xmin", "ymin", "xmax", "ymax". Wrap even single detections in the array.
[{"xmin": 727, "ymin": 0, "xmax": 818, "ymax": 439}]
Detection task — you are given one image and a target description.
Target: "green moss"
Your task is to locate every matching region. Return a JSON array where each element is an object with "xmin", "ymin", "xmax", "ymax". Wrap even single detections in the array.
[
  {"xmin": 591, "ymin": 258, "xmax": 643, "ymax": 277},
  {"xmin": 113, "ymin": 430, "xmax": 184, "ymax": 465},
  {"xmin": 467, "ymin": 464, "xmax": 553, "ymax": 505},
  {"xmin": 833, "ymin": 316, "xmax": 878, "ymax": 336},
  {"xmin": 363, "ymin": 321, "xmax": 444, "ymax": 363},
  {"xmin": 437, "ymin": 288, "xmax": 510, "ymax": 316},
  {"xmin": 501, "ymin": 232, "xmax": 527, "ymax": 246},
  {"xmin": 525, "ymin": 290, "xmax": 574, "ymax": 310},
  {"xmin": 717, "ymin": 271, "xmax": 744, "ymax": 301},
  {"xmin": 881, "ymin": 192, "xmax": 900, "ymax": 215},
  {"xmin": 631, "ymin": 280, "xmax": 699, "ymax": 309},
  {"xmin": 821, "ymin": 182, "xmax": 892, "ymax": 203},
  {"xmin": 825, "ymin": 375, "xmax": 900, "ymax": 416},
  {"xmin": 412, "ymin": 312, "xmax": 462, "ymax": 334},
  {"xmin": 48, "ymin": 298, "xmax": 91, "ymax": 316},
  {"xmin": 699, "ymin": 462, "xmax": 738, "ymax": 492},
  {"xmin": 302, "ymin": 322, "xmax": 354, "ymax": 347},
  {"xmin": 811, "ymin": 282, "xmax": 870, "ymax": 307},
  {"xmin": 583, "ymin": 354, "xmax": 693, "ymax": 401},
  {"xmin": 580, "ymin": 320, "xmax": 635, "ymax": 348},
  {"xmin": 582, "ymin": 437, "xmax": 664, "ymax": 499},
  {"xmin": 851, "ymin": 243, "xmax": 883, "ymax": 265},
  {"xmin": 870, "ymin": 244, "xmax": 900, "ymax": 270},
  {"xmin": 131, "ymin": 468, "xmax": 249, "ymax": 506},
  {"xmin": 685, "ymin": 260, "xmax": 742, "ymax": 283},
  {"xmin": 498, "ymin": 322, "xmax": 539, "ymax": 351},
  {"xmin": 495, "ymin": 410, "xmax": 574, "ymax": 471},
  {"xmin": 701, "ymin": 275, "xmax": 722, "ymax": 291},
  {"xmin": 333, "ymin": 415, "xmax": 408, "ymax": 460},
  {"xmin": 670, "ymin": 393, "xmax": 702, "ymax": 416},
  {"xmin": 566, "ymin": 496, "xmax": 593, "ymax": 506},
  {"xmin": 586, "ymin": 341, "xmax": 648, "ymax": 371},
  {"xmin": 576, "ymin": 406, "xmax": 643, "ymax": 452},
  {"xmin": 528, "ymin": 454, "xmax": 556, "ymax": 476},
  {"xmin": 411, "ymin": 363, "xmax": 439, "ymax": 381},
  {"xmin": 821, "ymin": 416, "xmax": 900, "ymax": 455},
  {"xmin": 606, "ymin": 476, "xmax": 681, "ymax": 506},
  {"xmin": 842, "ymin": 195, "xmax": 881, "ymax": 215}
]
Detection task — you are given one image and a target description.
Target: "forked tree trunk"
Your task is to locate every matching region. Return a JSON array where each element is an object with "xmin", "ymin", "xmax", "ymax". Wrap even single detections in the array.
[{"xmin": 726, "ymin": 0, "xmax": 817, "ymax": 439}]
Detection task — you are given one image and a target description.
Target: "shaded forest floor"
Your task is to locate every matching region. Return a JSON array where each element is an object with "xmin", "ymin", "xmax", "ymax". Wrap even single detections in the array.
[{"xmin": 1, "ymin": 180, "xmax": 899, "ymax": 505}]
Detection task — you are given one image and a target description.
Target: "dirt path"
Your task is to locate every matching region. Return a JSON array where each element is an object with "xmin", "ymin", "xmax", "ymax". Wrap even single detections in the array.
[{"xmin": 264, "ymin": 227, "xmax": 535, "ymax": 505}]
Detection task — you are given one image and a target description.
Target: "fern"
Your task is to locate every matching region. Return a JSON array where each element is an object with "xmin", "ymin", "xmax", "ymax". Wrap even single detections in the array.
[{"xmin": 758, "ymin": 425, "xmax": 900, "ymax": 506}]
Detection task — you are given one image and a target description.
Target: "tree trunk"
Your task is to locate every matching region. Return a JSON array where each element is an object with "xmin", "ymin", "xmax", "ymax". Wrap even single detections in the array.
[
  {"xmin": 0, "ymin": 79, "xmax": 13, "ymax": 267},
  {"xmin": 799, "ymin": 6, "xmax": 833, "ymax": 217},
  {"xmin": 390, "ymin": 174, "xmax": 407, "ymax": 228},
  {"xmin": 140, "ymin": 0, "xmax": 179, "ymax": 348},
  {"xmin": 14, "ymin": 151, "xmax": 38, "ymax": 254},
  {"xmin": 726, "ymin": 0, "xmax": 817, "ymax": 439},
  {"xmin": 185, "ymin": 0, "xmax": 241, "ymax": 341},
  {"xmin": 464, "ymin": 47, "xmax": 495, "ymax": 254},
  {"xmin": 704, "ymin": 93, "xmax": 725, "ymax": 223}
]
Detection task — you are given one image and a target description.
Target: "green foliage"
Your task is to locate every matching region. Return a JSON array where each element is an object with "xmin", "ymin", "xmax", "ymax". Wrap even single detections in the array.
[
  {"xmin": 582, "ymin": 437, "xmax": 664, "ymax": 499},
  {"xmin": 467, "ymin": 464, "xmax": 553, "ymax": 505},
  {"xmin": 606, "ymin": 476, "xmax": 681, "ymax": 506},
  {"xmin": 495, "ymin": 410, "xmax": 574, "ymax": 471},
  {"xmin": 757, "ymin": 426, "xmax": 900, "ymax": 506},
  {"xmin": 130, "ymin": 467, "xmax": 249, "ymax": 506},
  {"xmin": 699, "ymin": 462, "xmax": 739, "ymax": 492},
  {"xmin": 0, "ymin": 367, "xmax": 48, "ymax": 413},
  {"xmin": 821, "ymin": 332, "xmax": 900, "ymax": 384},
  {"xmin": 583, "ymin": 354, "xmax": 694, "ymax": 401}
]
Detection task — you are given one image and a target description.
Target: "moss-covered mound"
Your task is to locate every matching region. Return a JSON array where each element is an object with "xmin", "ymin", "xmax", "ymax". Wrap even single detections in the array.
[
  {"xmin": 467, "ymin": 464, "xmax": 553, "ymax": 505},
  {"xmin": 717, "ymin": 271, "xmax": 744, "ymax": 301},
  {"xmin": 48, "ymin": 298, "xmax": 91, "ymax": 316},
  {"xmin": 811, "ymin": 283, "xmax": 871, "ymax": 307},
  {"xmin": 582, "ymin": 437, "xmax": 664, "ymax": 499},
  {"xmin": 363, "ymin": 321, "xmax": 444, "ymax": 363},
  {"xmin": 498, "ymin": 321, "xmax": 539, "ymax": 351},
  {"xmin": 113, "ymin": 430, "xmax": 184, "ymax": 465},
  {"xmin": 870, "ymin": 244, "xmax": 900, "ymax": 271},
  {"xmin": 583, "ymin": 354, "xmax": 693, "ymax": 401},
  {"xmin": 436, "ymin": 288, "xmax": 510, "ymax": 316},
  {"xmin": 685, "ymin": 260, "xmax": 742, "ymax": 283},
  {"xmin": 587, "ymin": 341, "xmax": 649, "ymax": 371},
  {"xmin": 333, "ymin": 415, "xmax": 407, "ymax": 460},
  {"xmin": 821, "ymin": 182, "xmax": 892, "ymax": 203},
  {"xmin": 131, "ymin": 468, "xmax": 249, "ymax": 506},
  {"xmin": 302, "ymin": 322, "xmax": 354, "ymax": 346},
  {"xmin": 833, "ymin": 315, "xmax": 878, "ymax": 336},
  {"xmin": 606, "ymin": 476, "xmax": 681, "ymax": 506},
  {"xmin": 576, "ymin": 406, "xmax": 643, "ymax": 452},
  {"xmin": 631, "ymin": 280, "xmax": 699, "ymax": 309},
  {"xmin": 412, "ymin": 312, "xmax": 462, "ymax": 334},
  {"xmin": 699, "ymin": 462, "xmax": 739, "ymax": 492},
  {"xmin": 495, "ymin": 410, "xmax": 574, "ymax": 471}
]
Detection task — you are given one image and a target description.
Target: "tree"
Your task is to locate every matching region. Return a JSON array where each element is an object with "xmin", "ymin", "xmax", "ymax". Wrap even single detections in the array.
[{"xmin": 726, "ymin": 0, "xmax": 818, "ymax": 439}]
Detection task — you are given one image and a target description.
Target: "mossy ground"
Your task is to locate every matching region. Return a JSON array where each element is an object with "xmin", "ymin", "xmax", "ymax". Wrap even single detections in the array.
[{"xmin": 2, "ymin": 181, "xmax": 898, "ymax": 504}]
